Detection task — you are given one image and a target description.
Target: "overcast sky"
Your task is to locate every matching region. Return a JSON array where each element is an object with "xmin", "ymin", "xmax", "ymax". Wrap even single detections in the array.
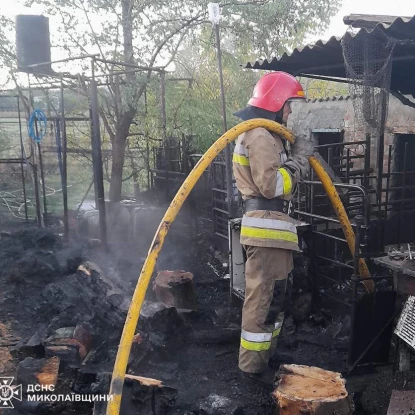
[
  {"xmin": 2, "ymin": 0, "xmax": 415, "ymax": 40},
  {"xmin": 318, "ymin": 0, "xmax": 415, "ymax": 39},
  {"xmin": 0, "ymin": 0, "xmax": 415, "ymax": 83}
]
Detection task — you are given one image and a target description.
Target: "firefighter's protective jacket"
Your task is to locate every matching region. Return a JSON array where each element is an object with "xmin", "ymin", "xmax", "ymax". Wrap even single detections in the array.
[{"xmin": 233, "ymin": 127, "xmax": 301, "ymax": 251}]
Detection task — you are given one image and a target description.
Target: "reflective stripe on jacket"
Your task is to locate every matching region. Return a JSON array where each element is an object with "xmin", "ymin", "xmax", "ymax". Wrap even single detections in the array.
[{"xmin": 233, "ymin": 127, "xmax": 301, "ymax": 251}]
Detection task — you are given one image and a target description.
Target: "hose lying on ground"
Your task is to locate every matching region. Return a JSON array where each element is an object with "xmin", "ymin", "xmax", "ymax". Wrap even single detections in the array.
[{"xmin": 106, "ymin": 119, "xmax": 373, "ymax": 415}]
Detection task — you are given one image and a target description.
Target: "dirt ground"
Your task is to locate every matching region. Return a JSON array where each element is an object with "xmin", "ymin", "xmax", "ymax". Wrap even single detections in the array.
[{"xmin": 0, "ymin": 223, "xmax": 412, "ymax": 414}]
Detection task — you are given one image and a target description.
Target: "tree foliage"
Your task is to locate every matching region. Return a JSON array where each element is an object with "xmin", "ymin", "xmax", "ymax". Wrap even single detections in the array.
[{"xmin": 0, "ymin": 0, "xmax": 342, "ymax": 200}]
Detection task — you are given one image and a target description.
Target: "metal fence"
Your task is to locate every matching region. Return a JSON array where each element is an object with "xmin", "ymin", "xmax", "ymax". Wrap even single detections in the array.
[{"xmin": 0, "ymin": 94, "xmax": 96, "ymax": 233}]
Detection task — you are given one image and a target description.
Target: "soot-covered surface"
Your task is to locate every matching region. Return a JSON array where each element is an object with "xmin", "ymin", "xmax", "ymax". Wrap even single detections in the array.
[
  {"xmin": 0, "ymin": 224, "xmax": 404, "ymax": 414},
  {"xmin": 0, "ymin": 226, "xmax": 276, "ymax": 414}
]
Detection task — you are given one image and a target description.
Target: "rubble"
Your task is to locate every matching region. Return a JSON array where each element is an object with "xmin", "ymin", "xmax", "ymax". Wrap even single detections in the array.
[
  {"xmin": 17, "ymin": 356, "xmax": 60, "ymax": 390},
  {"xmin": 0, "ymin": 227, "xmax": 374, "ymax": 414},
  {"xmin": 138, "ymin": 301, "xmax": 189, "ymax": 353},
  {"xmin": 91, "ymin": 372, "xmax": 178, "ymax": 415},
  {"xmin": 39, "ymin": 261, "xmax": 129, "ymax": 338},
  {"xmin": 10, "ymin": 328, "xmax": 46, "ymax": 360},
  {"xmin": 361, "ymin": 370, "xmax": 415, "ymax": 415},
  {"xmin": 44, "ymin": 325, "xmax": 92, "ymax": 365},
  {"xmin": 199, "ymin": 393, "xmax": 244, "ymax": 415}
]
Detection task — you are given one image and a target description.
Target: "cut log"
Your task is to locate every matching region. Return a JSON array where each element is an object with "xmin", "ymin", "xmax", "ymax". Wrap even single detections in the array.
[
  {"xmin": 17, "ymin": 357, "xmax": 60, "ymax": 390},
  {"xmin": 274, "ymin": 364, "xmax": 354, "ymax": 415},
  {"xmin": 154, "ymin": 270, "xmax": 197, "ymax": 309}
]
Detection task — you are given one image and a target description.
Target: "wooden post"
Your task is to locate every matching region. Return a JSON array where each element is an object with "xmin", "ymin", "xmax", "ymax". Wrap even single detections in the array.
[
  {"xmin": 154, "ymin": 270, "xmax": 197, "ymax": 310},
  {"xmin": 273, "ymin": 365, "xmax": 354, "ymax": 414}
]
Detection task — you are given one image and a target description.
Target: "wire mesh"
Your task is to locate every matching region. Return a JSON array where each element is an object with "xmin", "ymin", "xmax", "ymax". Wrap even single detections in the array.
[{"xmin": 342, "ymin": 29, "xmax": 396, "ymax": 135}]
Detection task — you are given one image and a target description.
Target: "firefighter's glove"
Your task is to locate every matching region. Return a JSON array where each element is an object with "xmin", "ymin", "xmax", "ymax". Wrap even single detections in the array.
[
  {"xmin": 290, "ymin": 136, "xmax": 315, "ymax": 158},
  {"xmin": 285, "ymin": 156, "xmax": 310, "ymax": 178}
]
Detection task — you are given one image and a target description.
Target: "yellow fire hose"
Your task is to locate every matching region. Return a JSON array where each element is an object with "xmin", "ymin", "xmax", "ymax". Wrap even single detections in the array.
[
  {"xmin": 308, "ymin": 157, "xmax": 375, "ymax": 293},
  {"xmin": 106, "ymin": 119, "xmax": 373, "ymax": 414}
]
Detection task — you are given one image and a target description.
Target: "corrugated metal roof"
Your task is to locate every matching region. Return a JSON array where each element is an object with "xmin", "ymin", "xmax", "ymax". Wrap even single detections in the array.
[{"xmin": 246, "ymin": 15, "xmax": 415, "ymax": 96}]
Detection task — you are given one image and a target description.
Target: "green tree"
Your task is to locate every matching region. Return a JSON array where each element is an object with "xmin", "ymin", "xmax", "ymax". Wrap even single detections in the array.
[
  {"xmin": 301, "ymin": 78, "xmax": 349, "ymax": 99},
  {"xmin": 0, "ymin": 0, "xmax": 341, "ymax": 201}
]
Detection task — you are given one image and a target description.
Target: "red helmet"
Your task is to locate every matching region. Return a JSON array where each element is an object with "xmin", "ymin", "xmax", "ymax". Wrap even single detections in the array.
[{"xmin": 248, "ymin": 72, "xmax": 306, "ymax": 113}]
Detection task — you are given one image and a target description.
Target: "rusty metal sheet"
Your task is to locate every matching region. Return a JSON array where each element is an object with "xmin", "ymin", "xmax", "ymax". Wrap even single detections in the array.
[{"xmin": 387, "ymin": 390, "xmax": 415, "ymax": 415}]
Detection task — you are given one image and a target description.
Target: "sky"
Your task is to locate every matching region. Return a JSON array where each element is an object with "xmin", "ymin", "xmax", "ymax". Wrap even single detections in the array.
[
  {"xmin": 2, "ymin": 0, "xmax": 415, "ymax": 39},
  {"xmin": 316, "ymin": 0, "xmax": 415, "ymax": 40},
  {"xmin": 1, "ymin": 0, "xmax": 415, "ymax": 83}
]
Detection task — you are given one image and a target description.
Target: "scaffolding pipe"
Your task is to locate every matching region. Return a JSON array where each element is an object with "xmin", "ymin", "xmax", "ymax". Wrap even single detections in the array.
[{"xmin": 17, "ymin": 97, "xmax": 28, "ymax": 222}]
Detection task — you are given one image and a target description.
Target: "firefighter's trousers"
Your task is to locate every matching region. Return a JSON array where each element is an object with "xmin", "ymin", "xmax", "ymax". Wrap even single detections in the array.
[{"xmin": 239, "ymin": 245, "xmax": 293, "ymax": 373}]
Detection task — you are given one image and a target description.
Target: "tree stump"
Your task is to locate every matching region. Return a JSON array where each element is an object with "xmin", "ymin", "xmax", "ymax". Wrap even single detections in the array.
[
  {"xmin": 273, "ymin": 364, "xmax": 353, "ymax": 415},
  {"xmin": 154, "ymin": 270, "xmax": 197, "ymax": 309}
]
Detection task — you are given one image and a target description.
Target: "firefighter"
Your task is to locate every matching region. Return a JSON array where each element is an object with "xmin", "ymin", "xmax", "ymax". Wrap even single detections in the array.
[{"xmin": 233, "ymin": 71, "xmax": 314, "ymax": 384}]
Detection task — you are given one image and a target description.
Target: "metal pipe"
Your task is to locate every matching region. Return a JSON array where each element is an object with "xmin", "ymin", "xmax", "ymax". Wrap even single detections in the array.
[
  {"xmin": 146, "ymin": 139, "xmax": 150, "ymax": 190},
  {"xmin": 376, "ymin": 133, "xmax": 385, "ymax": 218},
  {"xmin": 314, "ymin": 140, "xmax": 367, "ymax": 149},
  {"xmin": 295, "ymin": 210, "xmax": 341, "ymax": 225},
  {"xmin": 17, "ymin": 97, "xmax": 28, "ymax": 222},
  {"xmin": 384, "ymin": 184, "xmax": 415, "ymax": 192},
  {"xmin": 160, "ymin": 71, "xmax": 167, "ymax": 140},
  {"xmin": 37, "ymin": 141, "xmax": 48, "ymax": 222},
  {"xmin": 23, "ymin": 54, "xmax": 100, "ymax": 69},
  {"xmin": 387, "ymin": 170, "xmax": 415, "ymax": 176},
  {"xmin": 55, "ymin": 120, "xmax": 63, "ymax": 179},
  {"xmin": 90, "ymin": 59, "xmax": 108, "ymax": 249},
  {"xmin": 376, "ymin": 197, "xmax": 415, "ymax": 206},
  {"xmin": 32, "ymin": 112, "xmax": 49, "ymax": 222},
  {"xmin": 93, "ymin": 57, "xmax": 164, "ymax": 71},
  {"xmin": 312, "ymin": 231, "xmax": 355, "ymax": 245},
  {"xmin": 398, "ymin": 141, "xmax": 408, "ymax": 248},
  {"xmin": 31, "ymin": 140, "xmax": 42, "ymax": 226},
  {"xmin": 328, "ymin": 147, "xmax": 333, "ymax": 170},
  {"xmin": 364, "ymin": 133, "xmax": 371, "ymax": 190},
  {"xmin": 385, "ymin": 145, "xmax": 392, "ymax": 218},
  {"xmin": 318, "ymin": 290, "xmax": 352, "ymax": 308},
  {"xmin": 75, "ymin": 179, "xmax": 94, "ymax": 215},
  {"xmin": 60, "ymin": 79, "xmax": 69, "ymax": 238},
  {"xmin": 214, "ymin": 23, "xmax": 233, "ymax": 219},
  {"xmin": 310, "ymin": 169, "xmax": 315, "ymax": 226},
  {"xmin": 346, "ymin": 148, "xmax": 350, "ymax": 183},
  {"xmin": 28, "ymin": 79, "xmax": 43, "ymax": 227},
  {"xmin": 318, "ymin": 255, "xmax": 355, "ymax": 270},
  {"xmin": 348, "ymin": 214, "xmax": 363, "ymax": 367}
]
